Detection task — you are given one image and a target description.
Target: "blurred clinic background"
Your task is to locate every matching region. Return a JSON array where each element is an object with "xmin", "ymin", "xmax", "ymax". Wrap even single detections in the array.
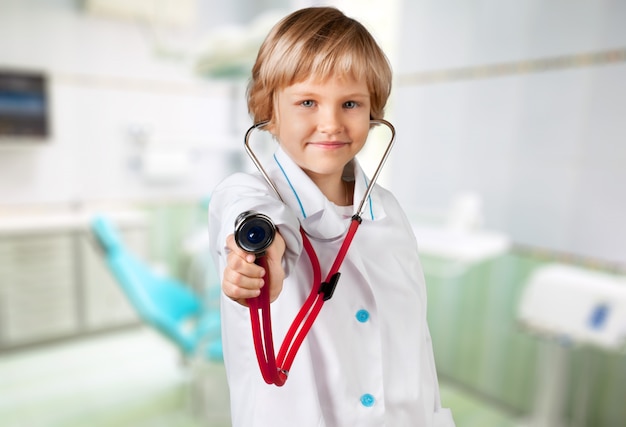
[{"xmin": 1, "ymin": 1, "xmax": 625, "ymax": 426}]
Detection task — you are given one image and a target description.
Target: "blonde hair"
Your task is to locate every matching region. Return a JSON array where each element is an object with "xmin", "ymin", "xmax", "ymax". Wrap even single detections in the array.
[{"xmin": 247, "ymin": 7, "xmax": 392, "ymax": 124}]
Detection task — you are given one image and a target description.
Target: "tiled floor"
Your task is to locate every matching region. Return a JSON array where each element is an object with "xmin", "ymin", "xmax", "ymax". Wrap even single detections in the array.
[{"xmin": 1, "ymin": 327, "xmax": 518, "ymax": 427}]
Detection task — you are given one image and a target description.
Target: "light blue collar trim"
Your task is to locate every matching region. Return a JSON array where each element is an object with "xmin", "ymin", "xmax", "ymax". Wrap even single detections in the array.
[
  {"xmin": 273, "ymin": 153, "xmax": 307, "ymax": 218},
  {"xmin": 270, "ymin": 147, "xmax": 385, "ymax": 224}
]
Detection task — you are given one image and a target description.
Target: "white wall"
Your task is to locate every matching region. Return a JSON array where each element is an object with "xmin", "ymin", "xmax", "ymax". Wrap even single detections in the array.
[
  {"xmin": 392, "ymin": 0, "xmax": 626, "ymax": 264},
  {"xmin": 0, "ymin": 0, "xmax": 258, "ymax": 206}
]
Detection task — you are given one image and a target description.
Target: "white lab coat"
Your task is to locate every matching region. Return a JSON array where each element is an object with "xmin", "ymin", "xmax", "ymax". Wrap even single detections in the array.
[{"xmin": 209, "ymin": 147, "xmax": 455, "ymax": 427}]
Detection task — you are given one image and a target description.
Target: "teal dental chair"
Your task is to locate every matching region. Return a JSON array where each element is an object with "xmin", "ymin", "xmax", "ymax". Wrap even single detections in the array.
[{"xmin": 91, "ymin": 215, "xmax": 222, "ymax": 362}]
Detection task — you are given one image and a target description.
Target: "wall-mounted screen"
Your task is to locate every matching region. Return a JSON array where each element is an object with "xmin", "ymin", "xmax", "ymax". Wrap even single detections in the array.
[{"xmin": 0, "ymin": 70, "xmax": 49, "ymax": 141}]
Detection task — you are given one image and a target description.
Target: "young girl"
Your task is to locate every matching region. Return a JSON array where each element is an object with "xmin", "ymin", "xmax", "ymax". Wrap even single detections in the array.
[{"xmin": 209, "ymin": 7, "xmax": 455, "ymax": 426}]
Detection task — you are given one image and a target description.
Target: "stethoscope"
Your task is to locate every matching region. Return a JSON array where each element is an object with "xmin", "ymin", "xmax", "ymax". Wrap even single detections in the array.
[{"xmin": 234, "ymin": 119, "xmax": 395, "ymax": 386}]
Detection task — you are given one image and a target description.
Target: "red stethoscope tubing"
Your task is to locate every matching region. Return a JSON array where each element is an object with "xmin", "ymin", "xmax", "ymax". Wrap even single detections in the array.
[{"xmin": 248, "ymin": 216, "xmax": 361, "ymax": 386}]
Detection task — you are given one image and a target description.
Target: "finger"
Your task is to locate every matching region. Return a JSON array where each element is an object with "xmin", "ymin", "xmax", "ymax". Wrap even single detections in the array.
[
  {"xmin": 222, "ymin": 277, "xmax": 262, "ymax": 303},
  {"xmin": 265, "ymin": 231, "xmax": 286, "ymax": 260},
  {"xmin": 227, "ymin": 249, "xmax": 264, "ymax": 277},
  {"xmin": 221, "ymin": 239, "xmax": 267, "ymax": 304},
  {"xmin": 264, "ymin": 232, "xmax": 286, "ymax": 303},
  {"xmin": 226, "ymin": 234, "xmax": 256, "ymax": 263},
  {"xmin": 222, "ymin": 261, "xmax": 266, "ymax": 302}
]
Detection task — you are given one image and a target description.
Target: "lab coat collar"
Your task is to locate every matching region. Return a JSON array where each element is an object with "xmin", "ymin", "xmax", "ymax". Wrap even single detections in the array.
[{"xmin": 269, "ymin": 147, "xmax": 387, "ymax": 241}]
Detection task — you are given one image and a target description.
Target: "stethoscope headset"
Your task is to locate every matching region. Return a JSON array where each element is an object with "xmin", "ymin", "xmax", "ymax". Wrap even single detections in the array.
[{"xmin": 233, "ymin": 119, "xmax": 395, "ymax": 386}]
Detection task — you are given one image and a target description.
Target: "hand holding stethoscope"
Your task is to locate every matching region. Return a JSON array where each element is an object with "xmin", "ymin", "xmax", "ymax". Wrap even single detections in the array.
[
  {"xmin": 229, "ymin": 119, "xmax": 395, "ymax": 386},
  {"xmin": 223, "ymin": 227, "xmax": 285, "ymax": 305}
]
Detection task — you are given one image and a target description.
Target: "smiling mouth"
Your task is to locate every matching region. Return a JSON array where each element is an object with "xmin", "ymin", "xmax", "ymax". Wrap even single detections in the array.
[{"xmin": 307, "ymin": 141, "xmax": 350, "ymax": 149}]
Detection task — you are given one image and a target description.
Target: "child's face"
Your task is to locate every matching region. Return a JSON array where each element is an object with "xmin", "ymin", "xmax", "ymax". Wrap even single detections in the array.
[{"xmin": 271, "ymin": 74, "xmax": 371, "ymax": 184}]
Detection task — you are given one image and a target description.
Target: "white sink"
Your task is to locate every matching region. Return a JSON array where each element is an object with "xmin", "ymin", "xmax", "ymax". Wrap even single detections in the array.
[{"xmin": 412, "ymin": 224, "xmax": 510, "ymax": 263}]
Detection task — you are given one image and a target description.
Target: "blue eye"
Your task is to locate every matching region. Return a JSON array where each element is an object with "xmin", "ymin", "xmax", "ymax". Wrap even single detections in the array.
[
  {"xmin": 344, "ymin": 101, "xmax": 358, "ymax": 109},
  {"xmin": 301, "ymin": 100, "xmax": 315, "ymax": 107}
]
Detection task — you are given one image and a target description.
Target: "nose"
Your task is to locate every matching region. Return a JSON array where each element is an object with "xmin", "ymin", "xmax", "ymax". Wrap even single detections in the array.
[{"xmin": 317, "ymin": 107, "xmax": 343, "ymax": 135}]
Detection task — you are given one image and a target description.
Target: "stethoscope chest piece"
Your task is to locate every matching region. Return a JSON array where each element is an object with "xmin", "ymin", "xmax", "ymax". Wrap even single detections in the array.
[{"xmin": 234, "ymin": 211, "xmax": 276, "ymax": 255}]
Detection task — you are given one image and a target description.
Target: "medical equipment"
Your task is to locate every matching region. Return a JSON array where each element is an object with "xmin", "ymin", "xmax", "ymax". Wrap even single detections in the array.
[
  {"xmin": 234, "ymin": 119, "xmax": 395, "ymax": 386},
  {"xmin": 518, "ymin": 264, "xmax": 626, "ymax": 427},
  {"xmin": 92, "ymin": 215, "xmax": 223, "ymax": 361},
  {"xmin": 234, "ymin": 211, "xmax": 276, "ymax": 254}
]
